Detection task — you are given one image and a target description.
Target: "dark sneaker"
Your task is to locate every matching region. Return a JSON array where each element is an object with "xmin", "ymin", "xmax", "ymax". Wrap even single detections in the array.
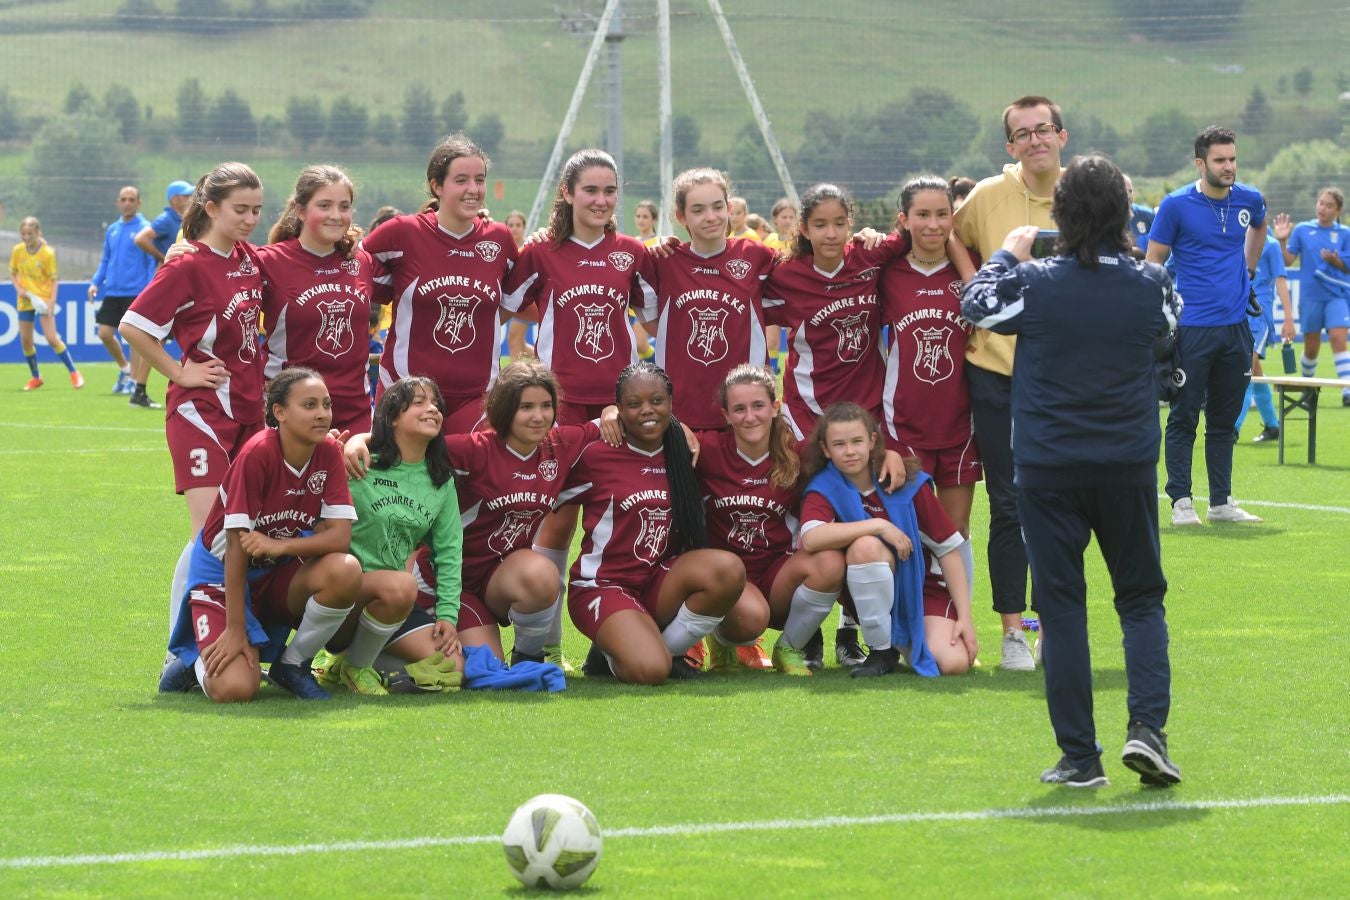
[
  {"xmin": 510, "ymin": 649, "xmax": 546, "ymax": 666},
  {"xmin": 581, "ymin": 643, "xmax": 613, "ymax": 678},
  {"xmin": 850, "ymin": 646, "xmax": 901, "ymax": 678},
  {"xmin": 1121, "ymin": 722, "xmax": 1181, "ymax": 786},
  {"xmin": 157, "ymin": 656, "xmax": 199, "ymax": 693},
  {"xmin": 802, "ymin": 627, "xmax": 824, "ymax": 671},
  {"xmin": 1251, "ymin": 426, "xmax": 1280, "ymax": 443},
  {"xmin": 267, "ymin": 660, "xmax": 331, "ymax": 700},
  {"xmin": 834, "ymin": 626, "xmax": 867, "ymax": 667},
  {"xmin": 1040, "ymin": 755, "xmax": 1109, "ymax": 788},
  {"xmin": 667, "ymin": 655, "xmax": 704, "ymax": 680},
  {"xmin": 129, "ymin": 391, "xmax": 163, "ymax": 409}
]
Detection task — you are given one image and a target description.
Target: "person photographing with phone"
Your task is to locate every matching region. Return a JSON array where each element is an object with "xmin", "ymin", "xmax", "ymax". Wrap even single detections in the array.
[{"xmin": 962, "ymin": 153, "xmax": 1184, "ymax": 789}]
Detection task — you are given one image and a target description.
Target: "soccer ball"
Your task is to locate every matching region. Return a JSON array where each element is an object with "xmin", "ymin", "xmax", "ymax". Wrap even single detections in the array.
[{"xmin": 501, "ymin": 794, "xmax": 602, "ymax": 890}]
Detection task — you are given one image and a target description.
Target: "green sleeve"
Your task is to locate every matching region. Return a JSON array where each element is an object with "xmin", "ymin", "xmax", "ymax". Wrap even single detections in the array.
[{"xmin": 429, "ymin": 478, "xmax": 463, "ymax": 623}]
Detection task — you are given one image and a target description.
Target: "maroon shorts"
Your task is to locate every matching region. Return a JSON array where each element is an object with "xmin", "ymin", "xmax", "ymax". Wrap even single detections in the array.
[
  {"xmin": 743, "ymin": 553, "xmax": 791, "ymax": 600},
  {"xmin": 166, "ymin": 403, "xmax": 261, "ymax": 493},
  {"xmin": 567, "ymin": 564, "xmax": 673, "ymax": 641},
  {"xmin": 186, "ymin": 558, "xmax": 304, "ymax": 652},
  {"xmin": 556, "ymin": 401, "xmax": 608, "ymax": 427},
  {"xmin": 923, "ymin": 592, "xmax": 957, "ymax": 621},
  {"xmin": 330, "ymin": 401, "xmax": 373, "ymax": 437},
  {"xmin": 911, "ymin": 439, "xmax": 983, "ymax": 488},
  {"xmin": 457, "ymin": 591, "xmax": 509, "ymax": 630}
]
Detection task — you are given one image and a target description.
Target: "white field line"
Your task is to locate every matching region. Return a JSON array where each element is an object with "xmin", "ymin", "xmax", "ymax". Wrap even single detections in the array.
[
  {"xmin": 2, "ymin": 793, "xmax": 1345, "ymax": 871},
  {"xmin": 1157, "ymin": 494, "xmax": 1350, "ymax": 515}
]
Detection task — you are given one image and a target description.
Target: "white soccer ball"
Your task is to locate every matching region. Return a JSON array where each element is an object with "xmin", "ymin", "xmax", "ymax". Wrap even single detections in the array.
[{"xmin": 501, "ymin": 793, "xmax": 603, "ymax": 890}]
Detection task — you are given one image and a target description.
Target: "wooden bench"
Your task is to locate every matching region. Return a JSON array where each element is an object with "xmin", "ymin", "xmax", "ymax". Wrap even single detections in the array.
[{"xmin": 1250, "ymin": 376, "xmax": 1350, "ymax": 464}]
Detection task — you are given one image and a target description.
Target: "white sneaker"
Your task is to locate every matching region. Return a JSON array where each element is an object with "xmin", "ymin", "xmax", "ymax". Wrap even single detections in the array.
[
  {"xmin": 1171, "ymin": 497, "xmax": 1202, "ymax": 527},
  {"xmin": 1000, "ymin": 627, "xmax": 1035, "ymax": 671},
  {"xmin": 1033, "ymin": 634, "xmax": 1043, "ymax": 665},
  {"xmin": 1207, "ymin": 497, "xmax": 1262, "ymax": 524}
]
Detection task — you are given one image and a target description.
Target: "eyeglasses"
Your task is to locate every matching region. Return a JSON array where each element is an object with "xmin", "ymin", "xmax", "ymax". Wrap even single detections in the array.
[{"xmin": 1008, "ymin": 123, "xmax": 1061, "ymax": 144}]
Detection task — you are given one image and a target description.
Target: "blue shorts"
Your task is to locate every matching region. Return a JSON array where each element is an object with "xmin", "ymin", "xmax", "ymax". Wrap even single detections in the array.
[
  {"xmin": 1248, "ymin": 301, "xmax": 1276, "ymax": 358},
  {"xmin": 18, "ymin": 309, "xmax": 35, "ymax": 323},
  {"xmin": 166, "ymin": 535, "xmax": 293, "ymax": 666},
  {"xmin": 1300, "ymin": 296, "xmax": 1350, "ymax": 334}
]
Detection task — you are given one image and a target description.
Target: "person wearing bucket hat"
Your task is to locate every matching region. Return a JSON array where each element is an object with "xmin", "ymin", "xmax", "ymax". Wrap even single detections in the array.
[{"xmin": 135, "ymin": 180, "xmax": 195, "ymax": 264}]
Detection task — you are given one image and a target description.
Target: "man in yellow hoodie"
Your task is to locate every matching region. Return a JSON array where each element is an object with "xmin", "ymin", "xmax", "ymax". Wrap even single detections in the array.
[{"xmin": 953, "ymin": 95, "xmax": 1068, "ymax": 672}]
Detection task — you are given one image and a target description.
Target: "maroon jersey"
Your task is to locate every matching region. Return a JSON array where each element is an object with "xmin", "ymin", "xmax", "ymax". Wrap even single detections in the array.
[
  {"xmin": 363, "ymin": 211, "xmax": 517, "ymax": 399},
  {"xmin": 199, "ymin": 430, "xmax": 356, "ymax": 564},
  {"xmin": 502, "ymin": 232, "xmax": 657, "ymax": 403},
  {"xmin": 762, "ymin": 233, "xmax": 907, "ymax": 437},
  {"xmin": 255, "ymin": 239, "xmax": 373, "ymax": 420},
  {"xmin": 694, "ymin": 429, "xmax": 800, "ymax": 572},
  {"xmin": 646, "ymin": 238, "xmax": 779, "ymax": 430},
  {"xmin": 123, "ymin": 240, "xmax": 265, "ymax": 424},
  {"xmin": 799, "ymin": 481, "xmax": 964, "ymax": 607},
  {"xmin": 554, "ymin": 440, "xmax": 677, "ymax": 587},
  {"xmin": 879, "ymin": 255, "xmax": 975, "ymax": 450},
  {"xmin": 446, "ymin": 423, "xmax": 599, "ymax": 589}
]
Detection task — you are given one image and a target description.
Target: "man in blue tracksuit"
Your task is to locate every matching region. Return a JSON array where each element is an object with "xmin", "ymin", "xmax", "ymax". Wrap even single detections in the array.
[
  {"xmin": 1148, "ymin": 125, "xmax": 1267, "ymax": 526},
  {"xmin": 962, "ymin": 154, "xmax": 1183, "ymax": 789},
  {"xmin": 88, "ymin": 185, "xmax": 155, "ymax": 403}
]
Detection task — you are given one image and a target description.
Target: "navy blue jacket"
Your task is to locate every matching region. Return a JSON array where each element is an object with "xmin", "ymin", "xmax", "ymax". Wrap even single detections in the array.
[{"xmin": 961, "ymin": 247, "xmax": 1181, "ymax": 487}]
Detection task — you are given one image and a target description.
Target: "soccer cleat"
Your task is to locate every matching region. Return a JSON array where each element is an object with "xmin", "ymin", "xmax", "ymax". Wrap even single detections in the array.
[
  {"xmin": 850, "ymin": 645, "xmax": 901, "ymax": 677},
  {"xmin": 684, "ymin": 637, "xmax": 706, "ymax": 672},
  {"xmin": 267, "ymin": 660, "xmax": 331, "ymax": 700},
  {"xmin": 70, "ymin": 370, "xmax": 85, "ymax": 389},
  {"xmin": 834, "ymin": 626, "xmax": 867, "ymax": 668},
  {"xmin": 129, "ymin": 392, "xmax": 163, "ymax": 409},
  {"xmin": 1207, "ymin": 497, "xmax": 1262, "ymax": 524},
  {"xmin": 543, "ymin": 643, "xmax": 576, "ymax": 675},
  {"xmin": 1170, "ymin": 497, "xmax": 1202, "ymax": 527},
  {"xmin": 581, "ymin": 643, "xmax": 613, "ymax": 678},
  {"xmin": 341, "ymin": 664, "xmax": 389, "ymax": 696},
  {"xmin": 1033, "ymin": 635, "xmax": 1043, "ymax": 666},
  {"xmin": 770, "ymin": 636, "xmax": 813, "ymax": 676},
  {"xmin": 737, "ymin": 636, "xmax": 774, "ymax": 670},
  {"xmin": 667, "ymin": 655, "xmax": 704, "ymax": 680},
  {"xmin": 802, "ymin": 627, "xmax": 824, "ymax": 670},
  {"xmin": 510, "ymin": 648, "xmax": 546, "ymax": 666},
  {"xmin": 706, "ymin": 636, "xmax": 738, "ymax": 671},
  {"xmin": 310, "ymin": 648, "xmax": 346, "ymax": 689},
  {"xmin": 1343, "ymin": 393, "xmax": 1350, "ymax": 407},
  {"xmin": 1000, "ymin": 627, "xmax": 1036, "ymax": 671},
  {"xmin": 1121, "ymin": 722, "xmax": 1181, "ymax": 787},
  {"xmin": 113, "ymin": 371, "xmax": 130, "ymax": 394},
  {"xmin": 23, "ymin": 377, "xmax": 43, "ymax": 391},
  {"xmin": 1251, "ymin": 426, "xmax": 1280, "ymax": 443},
  {"xmin": 1040, "ymin": 755, "xmax": 1109, "ymax": 788},
  {"xmin": 157, "ymin": 656, "xmax": 199, "ymax": 693},
  {"xmin": 400, "ymin": 652, "xmax": 462, "ymax": 691}
]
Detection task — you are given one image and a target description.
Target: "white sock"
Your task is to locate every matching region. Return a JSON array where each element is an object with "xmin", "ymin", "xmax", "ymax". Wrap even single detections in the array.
[
  {"xmin": 838, "ymin": 610, "xmax": 859, "ymax": 630},
  {"xmin": 509, "ymin": 605, "xmax": 553, "ymax": 657},
  {"xmin": 532, "ymin": 544, "xmax": 569, "ymax": 644},
  {"xmin": 169, "ymin": 540, "xmax": 193, "ymax": 636},
  {"xmin": 847, "ymin": 562, "xmax": 894, "ymax": 651},
  {"xmin": 345, "ymin": 609, "xmax": 405, "ymax": 668},
  {"xmin": 957, "ymin": 539, "xmax": 975, "ymax": 594},
  {"xmin": 781, "ymin": 584, "xmax": 840, "ymax": 648},
  {"xmin": 1334, "ymin": 350, "xmax": 1350, "ymax": 384},
  {"xmin": 711, "ymin": 626, "xmax": 755, "ymax": 647},
  {"xmin": 279, "ymin": 597, "xmax": 354, "ymax": 665},
  {"xmin": 661, "ymin": 603, "xmax": 723, "ymax": 655},
  {"xmin": 1301, "ymin": 354, "xmax": 1318, "ymax": 378},
  {"xmin": 120, "ymin": 364, "xmax": 131, "ymax": 375}
]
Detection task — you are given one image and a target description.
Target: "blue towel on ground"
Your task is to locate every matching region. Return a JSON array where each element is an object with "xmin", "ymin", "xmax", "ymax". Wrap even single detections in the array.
[{"xmin": 462, "ymin": 645, "xmax": 567, "ymax": 692}]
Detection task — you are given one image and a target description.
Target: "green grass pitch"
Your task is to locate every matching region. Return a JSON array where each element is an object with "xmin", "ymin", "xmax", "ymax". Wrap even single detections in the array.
[{"xmin": 2, "ymin": 362, "xmax": 1348, "ymax": 897}]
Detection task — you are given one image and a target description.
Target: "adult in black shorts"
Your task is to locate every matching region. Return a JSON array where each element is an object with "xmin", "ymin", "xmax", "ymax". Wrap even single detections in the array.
[{"xmin": 88, "ymin": 186, "xmax": 159, "ymax": 407}]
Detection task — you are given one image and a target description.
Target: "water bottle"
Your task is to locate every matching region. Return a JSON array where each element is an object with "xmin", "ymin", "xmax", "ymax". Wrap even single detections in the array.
[{"xmin": 1282, "ymin": 340, "xmax": 1297, "ymax": 375}]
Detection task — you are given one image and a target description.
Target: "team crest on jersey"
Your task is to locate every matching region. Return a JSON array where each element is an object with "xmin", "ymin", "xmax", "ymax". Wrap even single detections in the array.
[
  {"xmin": 307, "ymin": 470, "xmax": 328, "ymax": 494},
  {"xmin": 913, "ymin": 325, "xmax": 955, "ymax": 385},
  {"xmin": 340, "ymin": 257, "xmax": 361, "ymax": 277},
  {"xmin": 1135, "ymin": 220, "xmax": 1148, "ymax": 235},
  {"xmin": 475, "ymin": 240, "xmax": 501, "ymax": 262},
  {"xmin": 687, "ymin": 307, "xmax": 729, "ymax": 365},
  {"xmin": 724, "ymin": 258, "xmax": 752, "ymax": 280},
  {"xmin": 236, "ymin": 255, "xmax": 258, "ymax": 277},
  {"xmin": 633, "ymin": 507, "xmax": 671, "ymax": 564},
  {"xmin": 727, "ymin": 511, "xmax": 769, "ymax": 551},
  {"xmin": 1238, "ymin": 209, "xmax": 1251, "ymax": 228},
  {"xmin": 380, "ymin": 518, "xmax": 419, "ymax": 567},
  {"xmin": 433, "ymin": 293, "xmax": 480, "ymax": 353},
  {"xmin": 315, "ymin": 297, "xmax": 355, "ymax": 358},
  {"xmin": 237, "ymin": 306, "xmax": 260, "ymax": 362},
  {"xmin": 574, "ymin": 303, "xmax": 615, "ymax": 360},
  {"xmin": 830, "ymin": 311, "xmax": 870, "ymax": 362},
  {"xmin": 608, "ymin": 251, "xmax": 635, "ymax": 272},
  {"xmin": 947, "ymin": 279, "xmax": 964, "ymax": 298},
  {"xmin": 488, "ymin": 509, "xmax": 544, "ymax": 556},
  {"xmin": 538, "ymin": 459, "xmax": 559, "ymax": 482},
  {"xmin": 856, "ymin": 267, "xmax": 880, "ymax": 282}
]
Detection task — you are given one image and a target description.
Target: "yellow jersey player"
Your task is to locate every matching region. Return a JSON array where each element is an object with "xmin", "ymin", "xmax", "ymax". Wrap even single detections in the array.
[{"xmin": 9, "ymin": 217, "xmax": 83, "ymax": 390}]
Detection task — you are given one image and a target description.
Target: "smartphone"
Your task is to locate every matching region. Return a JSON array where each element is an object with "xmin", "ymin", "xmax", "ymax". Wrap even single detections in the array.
[{"xmin": 1029, "ymin": 229, "xmax": 1059, "ymax": 259}]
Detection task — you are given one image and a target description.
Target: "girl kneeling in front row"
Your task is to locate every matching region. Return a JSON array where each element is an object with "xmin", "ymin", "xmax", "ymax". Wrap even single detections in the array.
[{"xmin": 798, "ymin": 402, "xmax": 978, "ymax": 677}]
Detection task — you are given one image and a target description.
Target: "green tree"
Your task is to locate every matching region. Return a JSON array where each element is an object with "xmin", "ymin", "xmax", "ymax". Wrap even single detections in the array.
[
  {"xmin": 176, "ymin": 0, "xmax": 229, "ymax": 33},
  {"xmin": 176, "ymin": 78, "xmax": 207, "ymax": 143},
  {"xmin": 1293, "ymin": 67, "xmax": 1313, "ymax": 97},
  {"xmin": 27, "ymin": 113, "xmax": 136, "ymax": 236},
  {"xmin": 285, "ymin": 95, "xmax": 326, "ymax": 148},
  {"xmin": 1254, "ymin": 140, "xmax": 1350, "ymax": 216},
  {"xmin": 471, "ymin": 112, "xmax": 503, "ymax": 155},
  {"xmin": 1242, "ymin": 87, "xmax": 1271, "ymax": 134},
  {"xmin": 328, "ymin": 95, "xmax": 369, "ymax": 148},
  {"xmin": 63, "ymin": 83, "xmax": 97, "ymax": 116},
  {"xmin": 0, "ymin": 88, "xmax": 21, "ymax": 142},
  {"xmin": 670, "ymin": 113, "xmax": 700, "ymax": 162},
  {"xmin": 103, "ymin": 85, "xmax": 141, "ymax": 143},
  {"xmin": 206, "ymin": 89, "xmax": 255, "ymax": 145},
  {"xmin": 441, "ymin": 90, "xmax": 467, "ymax": 134},
  {"xmin": 372, "ymin": 111, "xmax": 398, "ymax": 146},
  {"xmin": 402, "ymin": 83, "xmax": 438, "ymax": 148},
  {"xmin": 1136, "ymin": 108, "xmax": 1195, "ymax": 177}
]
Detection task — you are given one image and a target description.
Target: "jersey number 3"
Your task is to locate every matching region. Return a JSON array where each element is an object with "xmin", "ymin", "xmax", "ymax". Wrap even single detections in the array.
[{"xmin": 189, "ymin": 448, "xmax": 210, "ymax": 477}]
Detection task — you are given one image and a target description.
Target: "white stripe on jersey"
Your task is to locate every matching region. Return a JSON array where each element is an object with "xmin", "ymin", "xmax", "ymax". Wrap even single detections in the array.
[
  {"xmin": 177, "ymin": 400, "xmax": 226, "ymax": 448},
  {"xmin": 536, "ymin": 291, "xmax": 557, "ymax": 368},
  {"xmin": 882, "ymin": 331, "xmax": 901, "ymax": 441},
  {"xmin": 264, "ymin": 305, "xmax": 289, "ymax": 379},
  {"xmin": 749, "ymin": 306, "xmax": 767, "ymax": 366},
  {"xmin": 554, "ymin": 481, "xmax": 591, "ymax": 509},
  {"xmin": 792, "ymin": 327, "xmax": 821, "ymax": 415},
  {"xmin": 501, "ymin": 271, "xmax": 538, "ymax": 314},
  {"xmin": 780, "ymin": 403, "xmax": 806, "ymax": 441},
  {"xmin": 223, "ymin": 512, "xmax": 254, "ymax": 532},
  {"xmin": 392, "ymin": 279, "xmax": 417, "ymax": 378},
  {"xmin": 120, "ymin": 309, "xmax": 171, "ymax": 341},
  {"xmin": 635, "ymin": 271, "xmax": 657, "ymax": 315},
  {"xmin": 654, "ymin": 303, "xmax": 671, "ymax": 370},
  {"xmin": 460, "ymin": 500, "xmax": 481, "ymax": 530},
  {"xmin": 320, "ymin": 502, "xmax": 357, "ymax": 521},
  {"xmin": 575, "ymin": 497, "xmax": 615, "ymax": 585}
]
